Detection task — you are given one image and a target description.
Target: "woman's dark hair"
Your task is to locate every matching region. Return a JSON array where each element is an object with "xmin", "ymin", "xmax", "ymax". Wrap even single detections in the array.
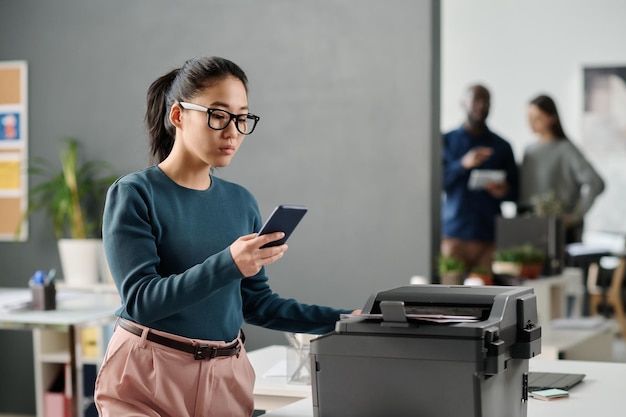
[
  {"xmin": 145, "ymin": 56, "xmax": 249, "ymax": 163},
  {"xmin": 529, "ymin": 94, "xmax": 567, "ymax": 140}
]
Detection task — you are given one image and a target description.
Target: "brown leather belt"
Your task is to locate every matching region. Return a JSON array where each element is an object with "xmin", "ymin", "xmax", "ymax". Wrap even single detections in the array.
[{"xmin": 118, "ymin": 320, "xmax": 241, "ymax": 360}]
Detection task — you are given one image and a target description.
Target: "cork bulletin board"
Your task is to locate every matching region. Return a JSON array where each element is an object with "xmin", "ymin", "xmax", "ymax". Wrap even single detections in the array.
[{"xmin": 0, "ymin": 61, "xmax": 28, "ymax": 241}]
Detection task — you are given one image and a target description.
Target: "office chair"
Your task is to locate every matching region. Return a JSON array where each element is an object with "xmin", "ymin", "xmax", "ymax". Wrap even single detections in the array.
[{"xmin": 587, "ymin": 256, "xmax": 626, "ymax": 339}]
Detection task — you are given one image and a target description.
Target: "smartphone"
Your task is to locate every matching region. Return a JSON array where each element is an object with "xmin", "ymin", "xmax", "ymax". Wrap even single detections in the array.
[{"xmin": 258, "ymin": 205, "xmax": 308, "ymax": 248}]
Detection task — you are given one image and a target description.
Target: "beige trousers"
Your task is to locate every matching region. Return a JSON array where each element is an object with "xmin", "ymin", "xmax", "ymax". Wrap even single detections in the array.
[{"xmin": 94, "ymin": 321, "xmax": 255, "ymax": 417}]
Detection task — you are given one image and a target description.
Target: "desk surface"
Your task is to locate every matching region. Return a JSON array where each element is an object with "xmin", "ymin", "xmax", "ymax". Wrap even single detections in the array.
[
  {"xmin": 248, "ymin": 345, "xmax": 311, "ymax": 400},
  {"xmin": 254, "ymin": 346, "xmax": 624, "ymax": 416},
  {"xmin": 0, "ymin": 288, "xmax": 120, "ymax": 329}
]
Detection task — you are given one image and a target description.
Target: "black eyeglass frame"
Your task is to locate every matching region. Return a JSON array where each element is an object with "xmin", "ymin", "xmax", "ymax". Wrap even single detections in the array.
[{"xmin": 178, "ymin": 101, "xmax": 260, "ymax": 135}]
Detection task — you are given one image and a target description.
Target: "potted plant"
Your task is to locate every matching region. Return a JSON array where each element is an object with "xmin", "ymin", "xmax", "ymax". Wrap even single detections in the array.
[
  {"xmin": 492, "ymin": 247, "xmax": 523, "ymax": 276},
  {"xmin": 20, "ymin": 138, "xmax": 118, "ymax": 286},
  {"xmin": 467, "ymin": 266, "xmax": 493, "ymax": 285},
  {"xmin": 531, "ymin": 191, "xmax": 563, "ymax": 217},
  {"xmin": 492, "ymin": 244, "xmax": 546, "ymax": 279},
  {"xmin": 438, "ymin": 255, "xmax": 465, "ymax": 285},
  {"xmin": 517, "ymin": 244, "xmax": 546, "ymax": 279}
]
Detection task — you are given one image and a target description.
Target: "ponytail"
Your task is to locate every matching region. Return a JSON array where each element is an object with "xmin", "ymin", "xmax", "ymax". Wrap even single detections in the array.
[{"xmin": 146, "ymin": 68, "xmax": 179, "ymax": 163}]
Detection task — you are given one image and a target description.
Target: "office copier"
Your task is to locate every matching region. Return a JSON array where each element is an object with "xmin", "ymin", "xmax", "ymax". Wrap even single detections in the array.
[{"xmin": 310, "ymin": 285, "xmax": 542, "ymax": 417}]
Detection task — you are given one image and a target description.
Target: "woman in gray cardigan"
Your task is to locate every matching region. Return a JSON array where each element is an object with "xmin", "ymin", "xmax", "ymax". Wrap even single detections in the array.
[{"xmin": 520, "ymin": 94, "xmax": 605, "ymax": 244}]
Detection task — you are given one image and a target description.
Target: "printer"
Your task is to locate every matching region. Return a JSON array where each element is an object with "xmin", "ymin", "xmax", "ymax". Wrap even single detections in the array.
[{"xmin": 310, "ymin": 285, "xmax": 542, "ymax": 417}]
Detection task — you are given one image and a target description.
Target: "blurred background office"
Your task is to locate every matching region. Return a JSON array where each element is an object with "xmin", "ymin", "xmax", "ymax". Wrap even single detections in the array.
[
  {"xmin": 1, "ymin": 0, "xmax": 626, "ymax": 415},
  {"xmin": 441, "ymin": 0, "xmax": 626, "ymax": 239}
]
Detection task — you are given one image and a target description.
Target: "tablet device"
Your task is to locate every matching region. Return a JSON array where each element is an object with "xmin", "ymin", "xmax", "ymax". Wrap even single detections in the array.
[
  {"xmin": 468, "ymin": 169, "xmax": 506, "ymax": 190},
  {"xmin": 527, "ymin": 372, "xmax": 586, "ymax": 391},
  {"xmin": 258, "ymin": 205, "xmax": 308, "ymax": 248}
]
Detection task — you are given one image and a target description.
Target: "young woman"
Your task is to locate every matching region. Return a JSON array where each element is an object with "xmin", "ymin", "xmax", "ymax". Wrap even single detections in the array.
[
  {"xmin": 94, "ymin": 56, "xmax": 357, "ymax": 417},
  {"xmin": 519, "ymin": 94, "xmax": 605, "ymax": 244}
]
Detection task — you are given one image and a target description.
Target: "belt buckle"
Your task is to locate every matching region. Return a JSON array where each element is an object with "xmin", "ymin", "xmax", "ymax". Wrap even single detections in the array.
[{"xmin": 194, "ymin": 344, "xmax": 217, "ymax": 360}]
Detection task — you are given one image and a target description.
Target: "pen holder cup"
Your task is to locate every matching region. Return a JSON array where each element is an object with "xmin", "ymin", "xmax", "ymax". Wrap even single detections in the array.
[
  {"xmin": 285, "ymin": 333, "xmax": 317, "ymax": 385},
  {"xmin": 31, "ymin": 284, "xmax": 56, "ymax": 311},
  {"xmin": 286, "ymin": 344, "xmax": 311, "ymax": 385}
]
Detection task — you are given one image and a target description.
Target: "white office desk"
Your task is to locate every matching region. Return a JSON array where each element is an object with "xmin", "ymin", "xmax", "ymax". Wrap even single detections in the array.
[
  {"xmin": 247, "ymin": 345, "xmax": 311, "ymax": 411},
  {"xmin": 264, "ymin": 356, "xmax": 624, "ymax": 416},
  {"xmin": 0, "ymin": 288, "xmax": 120, "ymax": 417},
  {"xmin": 540, "ymin": 321, "xmax": 614, "ymax": 361},
  {"xmin": 0, "ymin": 288, "xmax": 119, "ymax": 328}
]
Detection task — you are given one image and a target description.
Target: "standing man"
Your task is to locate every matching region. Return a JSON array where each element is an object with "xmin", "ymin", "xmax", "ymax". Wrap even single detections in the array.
[{"xmin": 441, "ymin": 84, "xmax": 519, "ymax": 281}]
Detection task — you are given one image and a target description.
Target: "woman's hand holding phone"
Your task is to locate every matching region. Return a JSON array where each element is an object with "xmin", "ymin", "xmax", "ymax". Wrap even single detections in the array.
[
  {"xmin": 230, "ymin": 232, "xmax": 288, "ymax": 277},
  {"xmin": 230, "ymin": 205, "xmax": 307, "ymax": 277}
]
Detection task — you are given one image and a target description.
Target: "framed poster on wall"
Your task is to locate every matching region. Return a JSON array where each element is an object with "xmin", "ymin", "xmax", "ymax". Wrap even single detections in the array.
[
  {"xmin": 583, "ymin": 66, "xmax": 626, "ymax": 153},
  {"xmin": 0, "ymin": 60, "xmax": 28, "ymax": 241},
  {"xmin": 582, "ymin": 65, "xmax": 626, "ymax": 234}
]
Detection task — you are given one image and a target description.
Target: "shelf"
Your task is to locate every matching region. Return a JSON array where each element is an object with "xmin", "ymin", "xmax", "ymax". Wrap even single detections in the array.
[
  {"xmin": 39, "ymin": 351, "xmax": 71, "ymax": 364},
  {"xmin": 33, "ymin": 324, "xmax": 108, "ymax": 416},
  {"xmin": 40, "ymin": 353, "xmax": 100, "ymax": 365},
  {"xmin": 2, "ymin": 287, "xmax": 119, "ymax": 417},
  {"xmin": 82, "ymin": 357, "xmax": 101, "ymax": 366}
]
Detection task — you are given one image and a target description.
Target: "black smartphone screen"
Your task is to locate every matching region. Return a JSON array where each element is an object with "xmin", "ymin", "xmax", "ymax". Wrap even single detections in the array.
[{"xmin": 258, "ymin": 205, "xmax": 308, "ymax": 248}]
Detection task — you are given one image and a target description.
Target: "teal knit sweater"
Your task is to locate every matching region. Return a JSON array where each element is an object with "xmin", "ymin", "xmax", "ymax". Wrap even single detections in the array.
[{"xmin": 103, "ymin": 166, "xmax": 349, "ymax": 341}]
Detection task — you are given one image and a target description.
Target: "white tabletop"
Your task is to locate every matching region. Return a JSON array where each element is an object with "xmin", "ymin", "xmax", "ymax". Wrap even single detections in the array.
[
  {"xmin": 260, "ymin": 350, "xmax": 624, "ymax": 416},
  {"xmin": 248, "ymin": 345, "xmax": 311, "ymax": 399},
  {"xmin": 0, "ymin": 288, "xmax": 120, "ymax": 329}
]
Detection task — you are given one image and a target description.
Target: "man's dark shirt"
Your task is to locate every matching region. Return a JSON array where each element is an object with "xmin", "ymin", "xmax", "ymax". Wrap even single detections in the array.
[{"xmin": 442, "ymin": 125, "xmax": 519, "ymax": 242}]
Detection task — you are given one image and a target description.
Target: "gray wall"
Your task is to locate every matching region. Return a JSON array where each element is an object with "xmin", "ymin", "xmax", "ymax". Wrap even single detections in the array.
[{"xmin": 0, "ymin": 0, "xmax": 440, "ymax": 413}]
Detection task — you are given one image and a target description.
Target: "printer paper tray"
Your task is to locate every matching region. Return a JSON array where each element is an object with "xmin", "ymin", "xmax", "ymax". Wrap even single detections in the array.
[{"xmin": 341, "ymin": 313, "xmax": 481, "ymax": 323}]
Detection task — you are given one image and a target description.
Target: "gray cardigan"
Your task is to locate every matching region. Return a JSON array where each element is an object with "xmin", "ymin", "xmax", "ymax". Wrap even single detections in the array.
[{"xmin": 519, "ymin": 139, "xmax": 605, "ymax": 222}]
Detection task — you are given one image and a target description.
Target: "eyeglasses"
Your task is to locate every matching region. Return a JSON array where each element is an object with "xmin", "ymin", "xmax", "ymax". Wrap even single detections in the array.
[{"xmin": 178, "ymin": 101, "xmax": 260, "ymax": 135}]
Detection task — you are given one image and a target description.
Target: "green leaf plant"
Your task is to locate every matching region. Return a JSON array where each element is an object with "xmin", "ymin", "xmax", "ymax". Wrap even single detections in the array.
[
  {"xmin": 494, "ymin": 244, "xmax": 546, "ymax": 265},
  {"xmin": 438, "ymin": 255, "xmax": 466, "ymax": 275},
  {"xmin": 18, "ymin": 138, "xmax": 118, "ymax": 239}
]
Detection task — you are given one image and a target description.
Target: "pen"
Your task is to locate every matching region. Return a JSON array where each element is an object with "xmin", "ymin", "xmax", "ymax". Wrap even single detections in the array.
[
  {"xmin": 31, "ymin": 270, "xmax": 46, "ymax": 286},
  {"xmin": 46, "ymin": 268, "xmax": 56, "ymax": 285}
]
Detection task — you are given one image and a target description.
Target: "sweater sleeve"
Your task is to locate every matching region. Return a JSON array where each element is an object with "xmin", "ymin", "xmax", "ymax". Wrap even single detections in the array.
[
  {"xmin": 240, "ymin": 271, "xmax": 352, "ymax": 334},
  {"xmin": 103, "ymin": 181, "xmax": 243, "ymax": 325},
  {"xmin": 568, "ymin": 144, "xmax": 605, "ymax": 219}
]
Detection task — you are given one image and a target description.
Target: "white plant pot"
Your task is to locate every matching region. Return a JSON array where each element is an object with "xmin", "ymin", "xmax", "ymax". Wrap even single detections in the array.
[
  {"xmin": 492, "ymin": 261, "xmax": 522, "ymax": 276},
  {"xmin": 57, "ymin": 238, "xmax": 102, "ymax": 287}
]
